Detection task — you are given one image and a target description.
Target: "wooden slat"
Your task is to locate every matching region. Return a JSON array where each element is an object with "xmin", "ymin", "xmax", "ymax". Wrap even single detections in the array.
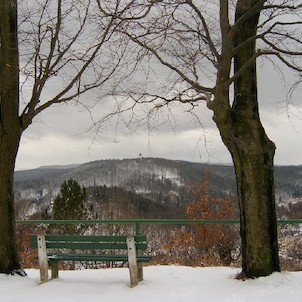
[
  {"xmin": 45, "ymin": 235, "xmax": 146, "ymax": 242},
  {"xmin": 46, "ymin": 242, "xmax": 147, "ymax": 250},
  {"xmin": 30, "ymin": 235, "xmax": 147, "ymax": 242},
  {"xmin": 30, "ymin": 235, "xmax": 148, "ymax": 250},
  {"xmin": 29, "ymin": 235, "xmax": 38, "ymax": 248},
  {"xmin": 47, "ymin": 253, "xmax": 151, "ymax": 262},
  {"xmin": 45, "ymin": 235, "xmax": 128, "ymax": 242},
  {"xmin": 135, "ymin": 243, "xmax": 148, "ymax": 250},
  {"xmin": 48, "ymin": 254, "xmax": 129, "ymax": 262},
  {"xmin": 45, "ymin": 242, "xmax": 128, "ymax": 250}
]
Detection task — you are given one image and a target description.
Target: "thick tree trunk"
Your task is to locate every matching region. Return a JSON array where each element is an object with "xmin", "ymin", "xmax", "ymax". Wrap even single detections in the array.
[
  {"xmin": 0, "ymin": 0, "xmax": 25, "ymax": 274},
  {"xmin": 212, "ymin": 93, "xmax": 280, "ymax": 278},
  {"xmin": 211, "ymin": 92, "xmax": 280, "ymax": 277},
  {"xmin": 209, "ymin": 0, "xmax": 280, "ymax": 277},
  {"xmin": 232, "ymin": 0, "xmax": 280, "ymax": 276},
  {"xmin": 231, "ymin": 133, "xmax": 280, "ymax": 277},
  {"xmin": 0, "ymin": 134, "xmax": 22, "ymax": 274}
]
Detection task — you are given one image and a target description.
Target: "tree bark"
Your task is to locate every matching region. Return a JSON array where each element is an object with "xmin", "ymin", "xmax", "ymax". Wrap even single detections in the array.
[
  {"xmin": 210, "ymin": 0, "xmax": 280, "ymax": 277},
  {"xmin": 0, "ymin": 0, "xmax": 24, "ymax": 274},
  {"xmin": 215, "ymin": 103, "xmax": 280, "ymax": 277},
  {"xmin": 0, "ymin": 134, "xmax": 22, "ymax": 273},
  {"xmin": 233, "ymin": 0, "xmax": 280, "ymax": 277},
  {"xmin": 231, "ymin": 130, "xmax": 280, "ymax": 277}
]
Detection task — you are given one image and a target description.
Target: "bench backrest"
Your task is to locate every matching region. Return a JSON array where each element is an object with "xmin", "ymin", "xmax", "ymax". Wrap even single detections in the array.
[{"xmin": 30, "ymin": 235, "xmax": 148, "ymax": 251}]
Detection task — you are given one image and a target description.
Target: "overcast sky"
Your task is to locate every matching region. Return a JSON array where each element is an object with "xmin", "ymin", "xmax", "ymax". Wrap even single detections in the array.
[
  {"xmin": 14, "ymin": 1, "xmax": 302, "ymax": 171},
  {"xmin": 15, "ymin": 61, "xmax": 302, "ymax": 171}
]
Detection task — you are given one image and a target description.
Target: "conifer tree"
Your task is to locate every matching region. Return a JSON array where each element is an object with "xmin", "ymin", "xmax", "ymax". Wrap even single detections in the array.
[{"xmin": 52, "ymin": 179, "xmax": 87, "ymax": 235}]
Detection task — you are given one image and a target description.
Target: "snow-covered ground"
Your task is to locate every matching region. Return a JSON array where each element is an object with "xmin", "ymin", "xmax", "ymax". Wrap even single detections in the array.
[{"xmin": 1, "ymin": 266, "xmax": 301, "ymax": 302}]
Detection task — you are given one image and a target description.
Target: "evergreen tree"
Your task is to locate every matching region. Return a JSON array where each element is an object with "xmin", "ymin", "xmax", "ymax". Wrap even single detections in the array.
[{"xmin": 51, "ymin": 179, "xmax": 87, "ymax": 235}]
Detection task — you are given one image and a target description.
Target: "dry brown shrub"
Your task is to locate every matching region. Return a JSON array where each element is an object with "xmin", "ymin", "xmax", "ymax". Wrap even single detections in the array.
[{"xmin": 161, "ymin": 175, "xmax": 240, "ymax": 266}]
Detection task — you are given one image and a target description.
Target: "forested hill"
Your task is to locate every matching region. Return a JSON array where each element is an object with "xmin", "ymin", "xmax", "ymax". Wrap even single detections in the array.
[
  {"xmin": 13, "ymin": 157, "xmax": 302, "ymax": 218},
  {"xmin": 14, "ymin": 158, "xmax": 236, "ymax": 201}
]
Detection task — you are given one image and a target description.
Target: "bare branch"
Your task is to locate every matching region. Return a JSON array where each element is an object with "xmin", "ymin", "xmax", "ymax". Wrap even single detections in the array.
[
  {"xmin": 124, "ymin": 32, "xmax": 213, "ymax": 94},
  {"xmin": 19, "ymin": 0, "xmax": 131, "ymax": 130},
  {"xmin": 96, "ymin": 0, "xmax": 156, "ymax": 21},
  {"xmin": 186, "ymin": 1, "xmax": 220, "ymax": 60}
]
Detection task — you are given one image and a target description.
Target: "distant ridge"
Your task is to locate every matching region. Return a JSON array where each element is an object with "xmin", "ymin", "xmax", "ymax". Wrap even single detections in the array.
[
  {"xmin": 11, "ymin": 157, "xmax": 302, "ymax": 222},
  {"xmin": 14, "ymin": 157, "xmax": 302, "ymax": 207},
  {"xmin": 36, "ymin": 164, "xmax": 81, "ymax": 170}
]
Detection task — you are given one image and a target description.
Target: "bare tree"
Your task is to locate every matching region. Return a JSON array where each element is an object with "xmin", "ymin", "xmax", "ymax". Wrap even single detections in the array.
[
  {"xmin": 0, "ymin": 0, "xmax": 134, "ymax": 274},
  {"xmin": 96, "ymin": 0, "xmax": 302, "ymax": 277}
]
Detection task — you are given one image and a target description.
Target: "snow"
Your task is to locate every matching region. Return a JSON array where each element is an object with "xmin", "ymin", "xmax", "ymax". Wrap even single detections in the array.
[{"xmin": 1, "ymin": 266, "xmax": 302, "ymax": 302}]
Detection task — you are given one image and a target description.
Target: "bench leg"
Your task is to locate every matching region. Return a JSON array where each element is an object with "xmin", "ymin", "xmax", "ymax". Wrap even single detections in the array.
[
  {"xmin": 51, "ymin": 262, "xmax": 59, "ymax": 279},
  {"xmin": 127, "ymin": 236, "xmax": 138, "ymax": 288},
  {"xmin": 37, "ymin": 235, "xmax": 49, "ymax": 283},
  {"xmin": 138, "ymin": 263, "xmax": 143, "ymax": 282}
]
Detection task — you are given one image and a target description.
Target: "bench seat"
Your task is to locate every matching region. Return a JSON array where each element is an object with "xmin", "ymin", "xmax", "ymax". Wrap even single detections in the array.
[{"xmin": 30, "ymin": 234, "xmax": 151, "ymax": 287}]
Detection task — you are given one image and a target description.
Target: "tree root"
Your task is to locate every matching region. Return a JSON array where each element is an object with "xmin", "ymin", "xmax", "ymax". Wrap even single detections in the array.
[{"xmin": 10, "ymin": 269, "xmax": 27, "ymax": 277}]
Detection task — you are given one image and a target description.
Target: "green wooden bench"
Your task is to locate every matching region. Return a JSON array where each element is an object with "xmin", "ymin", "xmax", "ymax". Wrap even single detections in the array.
[{"xmin": 30, "ymin": 234, "xmax": 151, "ymax": 287}]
